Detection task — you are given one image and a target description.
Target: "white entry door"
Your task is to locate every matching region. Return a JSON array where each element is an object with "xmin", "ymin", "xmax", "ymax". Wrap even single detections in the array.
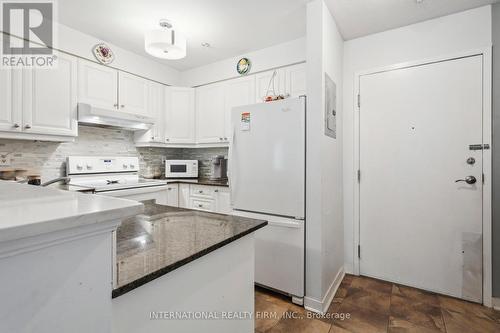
[{"xmin": 359, "ymin": 55, "xmax": 483, "ymax": 302}]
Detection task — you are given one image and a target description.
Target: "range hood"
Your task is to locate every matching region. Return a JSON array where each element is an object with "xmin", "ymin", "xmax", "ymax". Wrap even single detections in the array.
[{"xmin": 77, "ymin": 103, "xmax": 155, "ymax": 131}]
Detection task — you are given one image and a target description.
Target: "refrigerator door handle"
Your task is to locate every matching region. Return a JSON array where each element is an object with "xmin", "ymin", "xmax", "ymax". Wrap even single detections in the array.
[{"xmin": 228, "ymin": 126, "xmax": 235, "ymax": 206}]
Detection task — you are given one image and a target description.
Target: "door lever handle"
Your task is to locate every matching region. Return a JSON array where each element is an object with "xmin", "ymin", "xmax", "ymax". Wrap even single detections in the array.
[{"xmin": 455, "ymin": 176, "xmax": 477, "ymax": 185}]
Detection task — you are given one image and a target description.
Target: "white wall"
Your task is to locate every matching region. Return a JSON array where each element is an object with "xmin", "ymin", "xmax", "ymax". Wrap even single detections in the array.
[
  {"xmin": 49, "ymin": 23, "xmax": 181, "ymax": 85},
  {"xmin": 305, "ymin": 0, "xmax": 344, "ymax": 313},
  {"xmin": 342, "ymin": 6, "xmax": 493, "ymax": 274},
  {"xmin": 180, "ymin": 38, "xmax": 306, "ymax": 87}
]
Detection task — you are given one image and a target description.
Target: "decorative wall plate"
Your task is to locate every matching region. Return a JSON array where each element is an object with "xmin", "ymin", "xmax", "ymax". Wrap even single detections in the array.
[
  {"xmin": 236, "ymin": 58, "xmax": 251, "ymax": 75},
  {"xmin": 93, "ymin": 43, "xmax": 115, "ymax": 64}
]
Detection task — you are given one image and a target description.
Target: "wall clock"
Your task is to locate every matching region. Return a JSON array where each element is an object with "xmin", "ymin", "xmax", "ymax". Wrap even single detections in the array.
[
  {"xmin": 93, "ymin": 43, "xmax": 115, "ymax": 64},
  {"xmin": 236, "ymin": 58, "xmax": 251, "ymax": 75}
]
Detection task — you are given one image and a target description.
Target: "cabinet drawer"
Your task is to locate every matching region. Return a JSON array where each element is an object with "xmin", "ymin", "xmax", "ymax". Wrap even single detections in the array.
[
  {"xmin": 190, "ymin": 185, "xmax": 216, "ymax": 199},
  {"xmin": 190, "ymin": 198, "xmax": 215, "ymax": 212}
]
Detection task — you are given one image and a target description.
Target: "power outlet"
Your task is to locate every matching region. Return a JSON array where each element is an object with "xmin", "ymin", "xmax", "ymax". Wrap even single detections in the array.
[{"xmin": 0, "ymin": 152, "xmax": 11, "ymax": 167}]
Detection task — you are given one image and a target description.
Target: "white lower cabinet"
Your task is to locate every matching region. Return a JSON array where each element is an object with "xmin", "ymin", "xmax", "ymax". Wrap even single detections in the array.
[
  {"xmin": 215, "ymin": 189, "xmax": 232, "ymax": 214},
  {"xmin": 174, "ymin": 183, "xmax": 231, "ymax": 214},
  {"xmin": 190, "ymin": 198, "xmax": 216, "ymax": 212},
  {"xmin": 178, "ymin": 183, "xmax": 190, "ymax": 208},
  {"xmin": 166, "ymin": 183, "xmax": 179, "ymax": 207}
]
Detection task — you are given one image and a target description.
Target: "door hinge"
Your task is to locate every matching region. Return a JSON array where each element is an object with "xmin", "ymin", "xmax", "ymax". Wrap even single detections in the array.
[
  {"xmin": 358, "ymin": 245, "xmax": 361, "ymax": 259},
  {"xmin": 357, "ymin": 94, "xmax": 361, "ymax": 108},
  {"xmin": 357, "ymin": 170, "xmax": 361, "ymax": 183}
]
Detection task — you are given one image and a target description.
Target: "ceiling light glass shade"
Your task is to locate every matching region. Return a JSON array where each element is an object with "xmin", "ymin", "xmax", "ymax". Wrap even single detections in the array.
[{"xmin": 144, "ymin": 28, "xmax": 187, "ymax": 59}]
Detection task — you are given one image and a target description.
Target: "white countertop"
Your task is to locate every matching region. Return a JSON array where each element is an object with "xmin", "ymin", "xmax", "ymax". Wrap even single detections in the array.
[{"xmin": 0, "ymin": 182, "xmax": 143, "ymax": 243}]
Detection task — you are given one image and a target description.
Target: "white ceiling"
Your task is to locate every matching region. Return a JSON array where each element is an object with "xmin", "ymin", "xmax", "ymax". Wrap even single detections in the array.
[
  {"xmin": 57, "ymin": 0, "xmax": 499, "ymax": 71},
  {"xmin": 57, "ymin": 0, "xmax": 309, "ymax": 71},
  {"xmin": 325, "ymin": 0, "xmax": 499, "ymax": 40}
]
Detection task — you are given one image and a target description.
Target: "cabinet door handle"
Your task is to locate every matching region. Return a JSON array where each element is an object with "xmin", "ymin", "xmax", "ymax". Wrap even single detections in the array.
[
  {"xmin": 198, "ymin": 204, "xmax": 203, "ymax": 208},
  {"xmin": 120, "ymin": 105, "xmax": 125, "ymax": 108},
  {"xmin": 113, "ymin": 103, "xmax": 118, "ymax": 108},
  {"xmin": 24, "ymin": 125, "xmax": 31, "ymax": 129},
  {"xmin": 13, "ymin": 123, "xmax": 20, "ymax": 128},
  {"xmin": 198, "ymin": 190, "xmax": 203, "ymax": 194},
  {"xmin": 165, "ymin": 138, "xmax": 170, "ymax": 142},
  {"xmin": 214, "ymin": 189, "xmax": 219, "ymax": 193}
]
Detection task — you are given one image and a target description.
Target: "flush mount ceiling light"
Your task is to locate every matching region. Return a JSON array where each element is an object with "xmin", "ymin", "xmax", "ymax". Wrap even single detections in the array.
[{"xmin": 144, "ymin": 19, "xmax": 187, "ymax": 60}]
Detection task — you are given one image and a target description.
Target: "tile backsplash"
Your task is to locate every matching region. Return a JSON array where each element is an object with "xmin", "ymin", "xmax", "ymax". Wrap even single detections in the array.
[{"xmin": 0, "ymin": 126, "xmax": 228, "ymax": 181}]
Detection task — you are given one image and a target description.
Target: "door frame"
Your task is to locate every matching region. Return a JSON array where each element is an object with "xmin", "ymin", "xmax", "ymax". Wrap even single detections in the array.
[{"xmin": 352, "ymin": 48, "xmax": 493, "ymax": 306}]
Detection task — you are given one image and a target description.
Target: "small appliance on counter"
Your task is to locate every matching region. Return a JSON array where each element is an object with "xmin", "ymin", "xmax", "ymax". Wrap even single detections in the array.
[
  {"xmin": 165, "ymin": 160, "xmax": 198, "ymax": 179},
  {"xmin": 210, "ymin": 155, "xmax": 228, "ymax": 180}
]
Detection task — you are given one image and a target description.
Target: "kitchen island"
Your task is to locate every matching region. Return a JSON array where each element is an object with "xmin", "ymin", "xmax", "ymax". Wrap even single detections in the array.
[
  {"xmin": 0, "ymin": 181, "xmax": 143, "ymax": 333},
  {"xmin": 112, "ymin": 201, "xmax": 267, "ymax": 333}
]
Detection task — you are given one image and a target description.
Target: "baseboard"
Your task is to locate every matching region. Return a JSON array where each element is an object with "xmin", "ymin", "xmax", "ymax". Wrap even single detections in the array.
[
  {"xmin": 304, "ymin": 267, "xmax": 345, "ymax": 314},
  {"xmin": 492, "ymin": 297, "xmax": 500, "ymax": 311}
]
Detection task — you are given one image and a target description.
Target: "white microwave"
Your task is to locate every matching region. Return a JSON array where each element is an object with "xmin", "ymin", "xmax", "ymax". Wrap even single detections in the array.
[{"xmin": 165, "ymin": 160, "xmax": 198, "ymax": 178}]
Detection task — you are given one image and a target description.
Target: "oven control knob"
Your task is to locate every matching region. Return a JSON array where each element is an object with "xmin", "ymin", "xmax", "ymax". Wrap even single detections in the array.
[
  {"xmin": 123, "ymin": 164, "xmax": 128, "ymax": 169},
  {"xmin": 130, "ymin": 164, "xmax": 135, "ymax": 169},
  {"xmin": 86, "ymin": 164, "xmax": 93, "ymax": 170}
]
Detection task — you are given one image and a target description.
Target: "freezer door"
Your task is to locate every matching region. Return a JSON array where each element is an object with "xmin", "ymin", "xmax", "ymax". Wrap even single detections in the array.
[
  {"xmin": 230, "ymin": 97, "xmax": 305, "ymax": 218},
  {"xmin": 232, "ymin": 210, "xmax": 305, "ymax": 297}
]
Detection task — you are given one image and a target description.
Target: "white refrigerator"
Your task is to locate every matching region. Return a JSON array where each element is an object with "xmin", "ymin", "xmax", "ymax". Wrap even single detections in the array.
[{"xmin": 230, "ymin": 97, "xmax": 305, "ymax": 303}]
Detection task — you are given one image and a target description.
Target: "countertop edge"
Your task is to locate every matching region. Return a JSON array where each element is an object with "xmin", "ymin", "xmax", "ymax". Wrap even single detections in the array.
[
  {"xmin": 165, "ymin": 179, "xmax": 229, "ymax": 187},
  {"xmin": 0, "ymin": 182, "xmax": 145, "ymax": 243},
  {"xmin": 112, "ymin": 220, "xmax": 267, "ymax": 298}
]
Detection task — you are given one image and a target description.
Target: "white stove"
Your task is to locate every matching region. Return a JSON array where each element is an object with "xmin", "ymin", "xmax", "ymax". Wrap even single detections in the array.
[{"xmin": 67, "ymin": 156, "xmax": 169, "ymax": 204}]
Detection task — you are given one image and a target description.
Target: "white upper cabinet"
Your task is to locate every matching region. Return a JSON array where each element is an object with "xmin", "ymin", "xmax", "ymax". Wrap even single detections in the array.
[
  {"xmin": 0, "ymin": 68, "xmax": 21, "ymax": 132},
  {"xmin": 22, "ymin": 52, "xmax": 78, "ymax": 137},
  {"xmin": 255, "ymin": 63, "xmax": 306, "ymax": 102},
  {"xmin": 196, "ymin": 83, "xmax": 226, "ymax": 144},
  {"xmin": 78, "ymin": 59, "xmax": 118, "ymax": 110},
  {"xmin": 165, "ymin": 87, "xmax": 196, "ymax": 144},
  {"xmin": 118, "ymin": 72, "xmax": 150, "ymax": 117},
  {"xmin": 134, "ymin": 81, "xmax": 164, "ymax": 143},
  {"xmin": 224, "ymin": 75, "xmax": 255, "ymax": 139},
  {"xmin": 285, "ymin": 63, "xmax": 306, "ymax": 98},
  {"xmin": 255, "ymin": 69, "xmax": 287, "ymax": 102}
]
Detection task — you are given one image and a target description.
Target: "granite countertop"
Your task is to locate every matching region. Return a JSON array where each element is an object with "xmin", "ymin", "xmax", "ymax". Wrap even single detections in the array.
[
  {"xmin": 0, "ymin": 182, "xmax": 143, "ymax": 243},
  {"xmin": 112, "ymin": 200, "xmax": 267, "ymax": 298}
]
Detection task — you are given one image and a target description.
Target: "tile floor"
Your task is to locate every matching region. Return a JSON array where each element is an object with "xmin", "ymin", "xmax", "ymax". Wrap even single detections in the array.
[{"xmin": 255, "ymin": 274, "xmax": 500, "ymax": 333}]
